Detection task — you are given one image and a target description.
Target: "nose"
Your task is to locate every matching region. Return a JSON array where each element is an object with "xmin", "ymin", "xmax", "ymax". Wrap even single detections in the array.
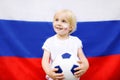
[{"xmin": 56, "ymin": 20, "xmax": 62, "ymax": 25}]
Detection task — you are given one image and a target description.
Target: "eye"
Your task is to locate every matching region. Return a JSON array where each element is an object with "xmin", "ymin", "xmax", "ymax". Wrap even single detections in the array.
[
  {"xmin": 55, "ymin": 18, "xmax": 59, "ymax": 21},
  {"xmin": 62, "ymin": 20, "xmax": 66, "ymax": 23}
]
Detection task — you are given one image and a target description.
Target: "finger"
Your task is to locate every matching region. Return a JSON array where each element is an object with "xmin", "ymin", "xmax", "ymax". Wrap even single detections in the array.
[
  {"xmin": 74, "ymin": 70, "xmax": 85, "ymax": 76},
  {"xmin": 74, "ymin": 73, "xmax": 82, "ymax": 78},
  {"xmin": 52, "ymin": 68, "xmax": 58, "ymax": 72},
  {"xmin": 56, "ymin": 76, "xmax": 65, "ymax": 79},
  {"xmin": 56, "ymin": 73, "xmax": 64, "ymax": 76},
  {"xmin": 75, "ymin": 73, "xmax": 81, "ymax": 78},
  {"xmin": 55, "ymin": 74, "xmax": 65, "ymax": 79},
  {"xmin": 74, "ymin": 66, "xmax": 81, "ymax": 71},
  {"xmin": 77, "ymin": 60, "xmax": 82, "ymax": 64}
]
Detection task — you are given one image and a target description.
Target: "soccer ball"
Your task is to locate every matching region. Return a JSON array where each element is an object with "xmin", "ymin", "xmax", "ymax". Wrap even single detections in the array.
[{"xmin": 51, "ymin": 53, "xmax": 80, "ymax": 80}]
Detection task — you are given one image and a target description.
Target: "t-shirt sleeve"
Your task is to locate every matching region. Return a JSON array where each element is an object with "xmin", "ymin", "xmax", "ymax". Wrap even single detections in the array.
[
  {"xmin": 42, "ymin": 39, "xmax": 51, "ymax": 52},
  {"xmin": 76, "ymin": 37, "xmax": 83, "ymax": 48}
]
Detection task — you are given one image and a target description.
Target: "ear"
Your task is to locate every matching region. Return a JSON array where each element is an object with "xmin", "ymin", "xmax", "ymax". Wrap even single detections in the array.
[{"xmin": 69, "ymin": 26, "xmax": 73, "ymax": 33}]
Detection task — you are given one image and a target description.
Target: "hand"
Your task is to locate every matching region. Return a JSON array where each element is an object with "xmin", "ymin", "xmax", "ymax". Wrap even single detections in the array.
[
  {"xmin": 47, "ymin": 68, "xmax": 65, "ymax": 80},
  {"xmin": 74, "ymin": 60, "xmax": 88, "ymax": 78}
]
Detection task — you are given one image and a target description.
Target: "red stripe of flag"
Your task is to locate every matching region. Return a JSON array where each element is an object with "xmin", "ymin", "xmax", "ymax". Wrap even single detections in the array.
[
  {"xmin": 81, "ymin": 54, "xmax": 120, "ymax": 80},
  {"xmin": 0, "ymin": 54, "xmax": 120, "ymax": 80},
  {"xmin": 0, "ymin": 57, "xmax": 45, "ymax": 80}
]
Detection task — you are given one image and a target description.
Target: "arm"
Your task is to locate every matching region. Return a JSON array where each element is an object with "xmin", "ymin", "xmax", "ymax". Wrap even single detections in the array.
[
  {"xmin": 74, "ymin": 48, "xmax": 89, "ymax": 78},
  {"xmin": 42, "ymin": 49, "xmax": 51, "ymax": 75},
  {"xmin": 42, "ymin": 49, "xmax": 64, "ymax": 80}
]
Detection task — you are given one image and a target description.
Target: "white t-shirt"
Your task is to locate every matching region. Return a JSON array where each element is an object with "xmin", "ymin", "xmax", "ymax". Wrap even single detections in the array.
[
  {"xmin": 42, "ymin": 35, "xmax": 83, "ymax": 80},
  {"xmin": 42, "ymin": 35, "xmax": 83, "ymax": 62}
]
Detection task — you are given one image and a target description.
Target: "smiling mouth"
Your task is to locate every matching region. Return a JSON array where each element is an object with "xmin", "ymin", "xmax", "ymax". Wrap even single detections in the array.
[{"xmin": 55, "ymin": 27, "xmax": 63, "ymax": 30}]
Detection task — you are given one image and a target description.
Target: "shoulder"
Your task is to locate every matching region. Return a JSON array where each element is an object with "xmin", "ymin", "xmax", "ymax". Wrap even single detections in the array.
[
  {"xmin": 69, "ymin": 35, "xmax": 82, "ymax": 41},
  {"xmin": 45, "ymin": 35, "xmax": 56, "ymax": 42},
  {"xmin": 70, "ymin": 35, "xmax": 83, "ymax": 47},
  {"xmin": 42, "ymin": 35, "xmax": 56, "ymax": 49}
]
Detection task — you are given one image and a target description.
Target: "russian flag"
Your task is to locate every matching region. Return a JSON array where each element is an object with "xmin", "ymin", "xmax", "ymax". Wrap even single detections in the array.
[{"xmin": 0, "ymin": 0, "xmax": 120, "ymax": 80}]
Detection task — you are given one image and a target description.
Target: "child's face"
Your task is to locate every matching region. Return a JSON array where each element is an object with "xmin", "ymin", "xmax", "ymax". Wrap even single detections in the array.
[{"xmin": 53, "ymin": 13, "xmax": 72, "ymax": 36}]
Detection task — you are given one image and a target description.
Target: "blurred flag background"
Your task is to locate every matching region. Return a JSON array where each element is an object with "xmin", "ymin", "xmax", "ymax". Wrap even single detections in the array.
[{"xmin": 0, "ymin": 0, "xmax": 120, "ymax": 80}]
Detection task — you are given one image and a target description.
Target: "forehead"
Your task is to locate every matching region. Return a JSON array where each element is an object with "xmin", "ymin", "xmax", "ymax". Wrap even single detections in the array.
[{"xmin": 54, "ymin": 12, "xmax": 69, "ymax": 20}]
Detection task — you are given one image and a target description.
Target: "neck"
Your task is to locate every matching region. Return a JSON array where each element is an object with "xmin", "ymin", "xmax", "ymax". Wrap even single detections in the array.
[{"xmin": 56, "ymin": 34, "xmax": 69, "ymax": 40}]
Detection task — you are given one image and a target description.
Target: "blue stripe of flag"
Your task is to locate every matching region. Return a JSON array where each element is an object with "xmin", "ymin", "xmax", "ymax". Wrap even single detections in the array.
[{"xmin": 0, "ymin": 19, "xmax": 120, "ymax": 58}]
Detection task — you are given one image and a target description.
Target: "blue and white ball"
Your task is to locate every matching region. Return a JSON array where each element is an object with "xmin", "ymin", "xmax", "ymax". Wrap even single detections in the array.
[{"xmin": 51, "ymin": 53, "xmax": 80, "ymax": 80}]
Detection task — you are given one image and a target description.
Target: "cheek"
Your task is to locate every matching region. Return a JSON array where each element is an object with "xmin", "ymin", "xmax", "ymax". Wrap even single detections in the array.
[
  {"xmin": 63, "ymin": 24, "xmax": 69, "ymax": 28},
  {"xmin": 64, "ymin": 26, "xmax": 70, "ymax": 32}
]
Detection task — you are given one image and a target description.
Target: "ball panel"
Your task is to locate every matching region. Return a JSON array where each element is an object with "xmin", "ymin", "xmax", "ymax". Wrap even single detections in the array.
[
  {"xmin": 62, "ymin": 53, "xmax": 71, "ymax": 59},
  {"xmin": 71, "ymin": 65, "xmax": 79, "ymax": 75},
  {"xmin": 54, "ymin": 66, "xmax": 63, "ymax": 73}
]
